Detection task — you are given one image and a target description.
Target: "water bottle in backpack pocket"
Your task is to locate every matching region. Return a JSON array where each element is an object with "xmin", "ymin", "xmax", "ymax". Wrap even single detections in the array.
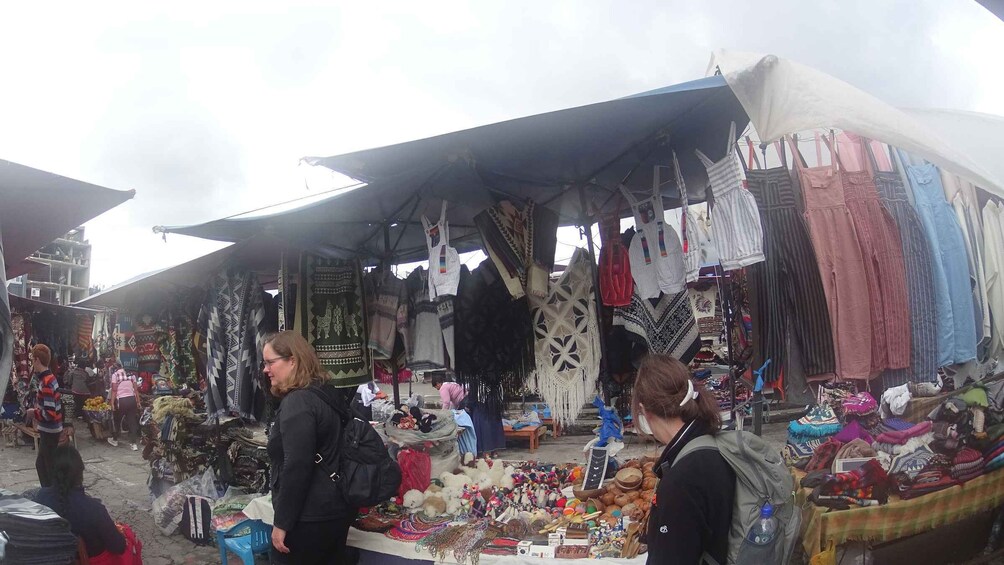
[{"xmin": 735, "ymin": 502, "xmax": 785, "ymax": 564}]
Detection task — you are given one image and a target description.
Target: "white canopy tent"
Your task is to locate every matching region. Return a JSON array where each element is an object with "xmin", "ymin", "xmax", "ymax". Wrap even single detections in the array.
[{"xmin": 709, "ymin": 50, "xmax": 1004, "ymax": 196}]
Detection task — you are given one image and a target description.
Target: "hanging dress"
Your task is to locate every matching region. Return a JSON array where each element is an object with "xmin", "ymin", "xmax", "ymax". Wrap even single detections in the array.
[
  {"xmin": 983, "ymin": 202, "xmax": 1004, "ymax": 361},
  {"xmin": 673, "ymin": 151, "xmax": 702, "ymax": 283},
  {"xmin": 855, "ymin": 140, "xmax": 939, "ymax": 387},
  {"xmin": 529, "ymin": 248, "xmax": 601, "ymax": 427},
  {"xmin": 694, "ymin": 121, "xmax": 765, "ymax": 271},
  {"xmin": 621, "ymin": 182, "xmax": 686, "ymax": 299},
  {"xmin": 897, "ymin": 149, "xmax": 977, "ymax": 367},
  {"xmin": 745, "ymin": 144, "xmax": 835, "ymax": 383},
  {"xmin": 405, "ymin": 267, "xmax": 447, "ymax": 372},
  {"xmin": 422, "ymin": 201, "xmax": 461, "ymax": 299},
  {"xmin": 942, "ymin": 170, "xmax": 991, "ymax": 356},
  {"xmin": 825, "ymin": 134, "xmax": 911, "ymax": 373},
  {"xmin": 365, "ymin": 269, "xmax": 405, "ymax": 360},
  {"xmin": 788, "ymin": 135, "xmax": 873, "ymax": 380}
]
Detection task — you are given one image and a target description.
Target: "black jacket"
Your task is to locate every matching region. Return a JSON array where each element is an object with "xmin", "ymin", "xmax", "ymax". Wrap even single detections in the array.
[
  {"xmin": 267, "ymin": 385, "xmax": 354, "ymax": 530},
  {"xmin": 648, "ymin": 420, "xmax": 735, "ymax": 565}
]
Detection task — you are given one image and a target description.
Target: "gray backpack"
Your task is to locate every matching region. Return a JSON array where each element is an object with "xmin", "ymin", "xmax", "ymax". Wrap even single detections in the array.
[{"xmin": 672, "ymin": 429, "xmax": 799, "ymax": 565}]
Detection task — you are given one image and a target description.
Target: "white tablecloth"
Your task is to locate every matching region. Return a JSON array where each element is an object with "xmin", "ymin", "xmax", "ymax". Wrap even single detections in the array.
[{"xmin": 242, "ymin": 495, "xmax": 645, "ymax": 565}]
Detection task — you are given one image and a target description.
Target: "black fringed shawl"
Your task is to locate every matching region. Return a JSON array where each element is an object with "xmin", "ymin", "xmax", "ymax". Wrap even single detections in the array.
[{"xmin": 454, "ymin": 261, "xmax": 535, "ymax": 415}]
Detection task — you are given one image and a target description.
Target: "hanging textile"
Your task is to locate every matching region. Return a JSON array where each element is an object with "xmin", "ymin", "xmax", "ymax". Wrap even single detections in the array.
[
  {"xmin": 788, "ymin": 135, "xmax": 873, "ymax": 380},
  {"xmin": 823, "ymin": 134, "xmax": 911, "ymax": 374},
  {"xmin": 673, "ymin": 151, "xmax": 702, "ymax": 283},
  {"xmin": 529, "ymin": 248, "xmax": 600, "ymax": 427},
  {"xmin": 454, "ymin": 261, "xmax": 535, "ymax": 416},
  {"xmin": 277, "ymin": 254, "xmax": 289, "ymax": 332},
  {"xmin": 0, "ymin": 224, "xmax": 11, "ymax": 398},
  {"xmin": 157, "ymin": 322, "xmax": 179, "ymax": 388},
  {"xmin": 857, "ymin": 138, "xmax": 938, "ymax": 387},
  {"xmin": 598, "ymin": 210, "xmax": 632, "ymax": 307},
  {"xmin": 613, "ymin": 289, "xmax": 701, "ymax": 364},
  {"xmin": 296, "ymin": 253, "xmax": 370, "ymax": 388},
  {"xmin": 76, "ymin": 316, "xmax": 93, "ymax": 356},
  {"xmin": 200, "ymin": 267, "xmax": 268, "ymax": 419},
  {"xmin": 474, "ymin": 199, "xmax": 559, "ymax": 299},
  {"xmin": 7, "ymin": 315, "xmax": 29, "ymax": 394},
  {"xmin": 365, "ymin": 269, "xmax": 405, "ymax": 360},
  {"xmin": 135, "ymin": 314, "xmax": 163, "ymax": 373},
  {"xmin": 744, "ymin": 145, "xmax": 835, "ymax": 383},
  {"xmin": 114, "ymin": 315, "xmax": 139, "ymax": 371},
  {"xmin": 621, "ymin": 181, "xmax": 686, "ymax": 299},
  {"xmin": 942, "ymin": 170, "xmax": 991, "ymax": 356},
  {"xmin": 423, "ymin": 201, "xmax": 461, "ymax": 299},
  {"xmin": 897, "ymin": 149, "xmax": 977, "ymax": 367},
  {"xmin": 694, "ymin": 121, "xmax": 765, "ymax": 270},
  {"xmin": 405, "ymin": 267, "xmax": 447, "ymax": 371},
  {"xmin": 983, "ymin": 202, "xmax": 1004, "ymax": 361}
]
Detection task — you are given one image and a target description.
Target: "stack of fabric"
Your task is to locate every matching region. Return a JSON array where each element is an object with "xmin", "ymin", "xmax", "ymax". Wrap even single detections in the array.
[
  {"xmin": 901, "ymin": 454, "xmax": 958, "ymax": 499},
  {"xmin": 784, "ymin": 405, "xmax": 842, "ymax": 469},
  {"xmin": 983, "ymin": 434, "xmax": 1004, "ymax": 473},
  {"xmin": 842, "ymin": 392, "xmax": 881, "ymax": 432},
  {"xmin": 950, "ymin": 447, "xmax": 985, "ymax": 482},
  {"xmin": 803, "ymin": 458, "xmax": 890, "ymax": 509},
  {"xmin": 784, "ymin": 405, "xmax": 841, "ymax": 468},
  {"xmin": 0, "ymin": 489, "xmax": 78, "ymax": 565}
]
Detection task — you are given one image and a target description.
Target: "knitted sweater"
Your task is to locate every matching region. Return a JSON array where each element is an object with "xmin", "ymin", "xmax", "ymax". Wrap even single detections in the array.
[{"xmin": 35, "ymin": 370, "xmax": 63, "ymax": 434}]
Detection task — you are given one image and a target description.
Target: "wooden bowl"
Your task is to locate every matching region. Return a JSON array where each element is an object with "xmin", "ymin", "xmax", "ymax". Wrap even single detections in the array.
[{"xmin": 615, "ymin": 468, "xmax": 643, "ymax": 491}]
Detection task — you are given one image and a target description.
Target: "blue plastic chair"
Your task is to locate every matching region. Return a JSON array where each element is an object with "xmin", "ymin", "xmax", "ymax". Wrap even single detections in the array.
[{"xmin": 216, "ymin": 519, "xmax": 272, "ymax": 565}]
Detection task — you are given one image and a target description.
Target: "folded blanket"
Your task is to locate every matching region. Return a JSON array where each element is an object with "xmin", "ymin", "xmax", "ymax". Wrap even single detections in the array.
[
  {"xmin": 873, "ymin": 433, "xmax": 934, "ymax": 456},
  {"xmin": 783, "ymin": 437, "xmax": 826, "ymax": 468},
  {"xmin": 889, "ymin": 445, "xmax": 935, "ymax": 479},
  {"xmin": 833, "ymin": 439, "xmax": 877, "ymax": 470},
  {"xmin": 788, "ymin": 405, "xmax": 842, "ymax": 438},
  {"xmin": 806, "ymin": 438, "xmax": 844, "ymax": 472},
  {"xmin": 875, "ymin": 421, "xmax": 933, "ymax": 445},
  {"xmin": 835, "ymin": 420, "xmax": 875, "ymax": 445},
  {"xmin": 882, "ymin": 418, "xmax": 916, "ymax": 432},
  {"xmin": 843, "ymin": 392, "xmax": 878, "ymax": 416},
  {"xmin": 820, "ymin": 458, "xmax": 888, "ymax": 495}
]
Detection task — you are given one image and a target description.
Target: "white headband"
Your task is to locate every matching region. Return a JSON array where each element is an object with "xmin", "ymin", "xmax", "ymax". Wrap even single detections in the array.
[{"xmin": 679, "ymin": 379, "xmax": 699, "ymax": 406}]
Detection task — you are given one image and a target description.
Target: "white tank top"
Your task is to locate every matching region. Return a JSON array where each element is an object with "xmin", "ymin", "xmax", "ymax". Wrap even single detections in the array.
[
  {"xmin": 422, "ymin": 201, "xmax": 461, "ymax": 299},
  {"xmin": 621, "ymin": 181, "xmax": 686, "ymax": 298}
]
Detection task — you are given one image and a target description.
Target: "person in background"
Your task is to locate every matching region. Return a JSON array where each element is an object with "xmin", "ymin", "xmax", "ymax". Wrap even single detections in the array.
[
  {"xmin": 632, "ymin": 354, "xmax": 735, "ymax": 565},
  {"xmin": 263, "ymin": 330, "xmax": 357, "ymax": 564},
  {"xmin": 67, "ymin": 355, "xmax": 92, "ymax": 419},
  {"xmin": 33, "ymin": 445, "xmax": 130, "ymax": 562},
  {"xmin": 24, "ymin": 344, "xmax": 62, "ymax": 487},
  {"xmin": 352, "ymin": 380, "xmax": 379, "ymax": 421},
  {"xmin": 432, "ymin": 374, "xmax": 467, "ymax": 410},
  {"xmin": 108, "ymin": 368, "xmax": 140, "ymax": 451}
]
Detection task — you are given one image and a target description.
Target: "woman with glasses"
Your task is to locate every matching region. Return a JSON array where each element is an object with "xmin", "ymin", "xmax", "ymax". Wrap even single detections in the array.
[{"xmin": 263, "ymin": 330, "xmax": 356, "ymax": 565}]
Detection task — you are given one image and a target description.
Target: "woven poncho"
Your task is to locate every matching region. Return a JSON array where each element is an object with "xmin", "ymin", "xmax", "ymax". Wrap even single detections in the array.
[{"xmin": 529, "ymin": 249, "xmax": 600, "ymax": 427}]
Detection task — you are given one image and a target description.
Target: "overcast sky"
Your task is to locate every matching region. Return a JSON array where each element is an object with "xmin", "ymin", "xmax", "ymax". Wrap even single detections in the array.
[{"xmin": 1, "ymin": 0, "xmax": 1002, "ymax": 288}]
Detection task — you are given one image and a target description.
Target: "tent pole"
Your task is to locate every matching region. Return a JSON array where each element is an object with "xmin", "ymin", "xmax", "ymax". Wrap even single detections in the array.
[
  {"xmin": 578, "ymin": 186, "xmax": 609, "ymax": 405},
  {"xmin": 383, "ymin": 222, "xmax": 402, "ymax": 408}
]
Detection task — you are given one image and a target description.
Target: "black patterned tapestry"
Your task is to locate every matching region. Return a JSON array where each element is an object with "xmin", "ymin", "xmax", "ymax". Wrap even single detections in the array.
[{"xmin": 296, "ymin": 253, "xmax": 370, "ymax": 388}]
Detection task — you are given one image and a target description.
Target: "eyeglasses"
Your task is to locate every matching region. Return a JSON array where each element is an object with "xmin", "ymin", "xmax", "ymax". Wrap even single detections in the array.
[{"xmin": 263, "ymin": 355, "xmax": 290, "ymax": 368}]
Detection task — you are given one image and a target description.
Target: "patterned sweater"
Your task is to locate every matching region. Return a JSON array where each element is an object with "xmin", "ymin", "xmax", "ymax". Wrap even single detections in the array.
[{"xmin": 35, "ymin": 370, "xmax": 63, "ymax": 434}]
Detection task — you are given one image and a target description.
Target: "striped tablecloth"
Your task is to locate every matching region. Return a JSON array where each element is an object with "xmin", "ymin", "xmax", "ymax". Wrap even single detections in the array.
[{"xmin": 797, "ymin": 466, "xmax": 1004, "ymax": 558}]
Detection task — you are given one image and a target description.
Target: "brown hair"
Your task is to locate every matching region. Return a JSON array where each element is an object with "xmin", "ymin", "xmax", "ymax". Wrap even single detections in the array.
[
  {"xmin": 31, "ymin": 344, "xmax": 52, "ymax": 368},
  {"xmin": 264, "ymin": 331, "xmax": 328, "ymax": 396},
  {"xmin": 631, "ymin": 354, "xmax": 721, "ymax": 433}
]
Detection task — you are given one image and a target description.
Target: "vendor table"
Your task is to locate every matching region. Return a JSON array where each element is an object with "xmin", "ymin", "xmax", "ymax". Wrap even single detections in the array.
[
  {"xmin": 503, "ymin": 424, "xmax": 546, "ymax": 453},
  {"xmin": 243, "ymin": 495, "xmax": 645, "ymax": 565},
  {"xmin": 797, "ymin": 466, "xmax": 1004, "ymax": 558}
]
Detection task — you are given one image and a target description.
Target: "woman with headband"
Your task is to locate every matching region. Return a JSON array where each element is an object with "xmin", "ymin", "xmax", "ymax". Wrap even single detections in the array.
[{"xmin": 632, "ymin": 354, "xmax": 735, "ymax": 565}]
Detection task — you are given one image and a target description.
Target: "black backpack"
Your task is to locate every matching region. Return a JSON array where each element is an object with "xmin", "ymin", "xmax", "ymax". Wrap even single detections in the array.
[{"xmin": 307, "ymin": 384, "xmax": 402, "ymax": 508}]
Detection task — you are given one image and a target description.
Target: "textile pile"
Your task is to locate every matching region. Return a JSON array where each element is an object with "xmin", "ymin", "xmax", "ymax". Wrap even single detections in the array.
[{"xmin": 0, "ymin": 489, "xmax": 78, "ymax": 565}]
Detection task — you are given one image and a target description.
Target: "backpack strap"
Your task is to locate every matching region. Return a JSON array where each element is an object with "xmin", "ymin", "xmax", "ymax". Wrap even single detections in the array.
[
  {"xmin": 664, "ymin": 434, "xmax": 719, "ymax": 474},
  {"xmin": 305, "ymin": 385, "xmax": 352, "ymax": 482},
  {"xmin": 306, "ymin": 384, "xmax": 352, "ymax": 425}
]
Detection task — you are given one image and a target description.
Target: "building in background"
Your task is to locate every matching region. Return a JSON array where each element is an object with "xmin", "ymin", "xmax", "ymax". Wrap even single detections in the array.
[{"xmin": 7, "ymin": 227, "xmax": 92, "ymax": 305}]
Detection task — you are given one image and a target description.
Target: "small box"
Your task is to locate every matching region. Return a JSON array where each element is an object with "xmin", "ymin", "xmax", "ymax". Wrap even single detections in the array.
[
  {"xmin": 517, "ymin": 541, "xmax": 533, "ymax": 556},
  {"xmin": 562, "ymin": 538, "xmax": 590, "ymax": 546},
  {"xmin": 548, "ymin": 533, "xmax": 563, "ymax": 546},
  {"xmin": 529, "ymin": 545, "xmax": 556, "ymax": 558}
]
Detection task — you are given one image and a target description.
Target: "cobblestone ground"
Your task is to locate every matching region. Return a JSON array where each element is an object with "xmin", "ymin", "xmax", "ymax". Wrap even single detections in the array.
[{"xmin": 1, "ymin": 432, "xmax": 223, "ymax": 565}]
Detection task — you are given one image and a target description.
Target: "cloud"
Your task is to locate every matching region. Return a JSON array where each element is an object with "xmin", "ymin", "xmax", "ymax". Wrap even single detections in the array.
[{"xmin": 0, "ymin": 0, "xmax": 1001, "ymax": 288}]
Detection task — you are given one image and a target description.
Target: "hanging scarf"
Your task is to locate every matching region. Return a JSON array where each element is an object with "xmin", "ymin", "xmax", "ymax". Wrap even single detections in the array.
[
  {"xmin": 529, "ymin": 249, "xmax": 600, "ymax": 427},
  {"xmin": 406, "ymin": 268, "xmax": 447, "ymax": 371},
  {"xmin": 296, "ymin": 253, "xmax": 370, "ymax": 388},
  {"xmin": 474, "ymin": 199, "xmax": 559, "ymax": 299},
  {"xmin": 613, "ymin": 289, "xmax": 701, "ymax": 364},
  {"xmin": 455, "ymin": 262, "xmax": 535, "ymax": 415},
  {"xmin": 199, "ymin": 267, "xmax": 267, "ymax": 420}
]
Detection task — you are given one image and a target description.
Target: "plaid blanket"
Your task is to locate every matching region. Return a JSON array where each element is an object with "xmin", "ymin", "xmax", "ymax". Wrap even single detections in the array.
[{"xmin": 797, "ymin": 465, "xmax": 1004, "ymax": 558}]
